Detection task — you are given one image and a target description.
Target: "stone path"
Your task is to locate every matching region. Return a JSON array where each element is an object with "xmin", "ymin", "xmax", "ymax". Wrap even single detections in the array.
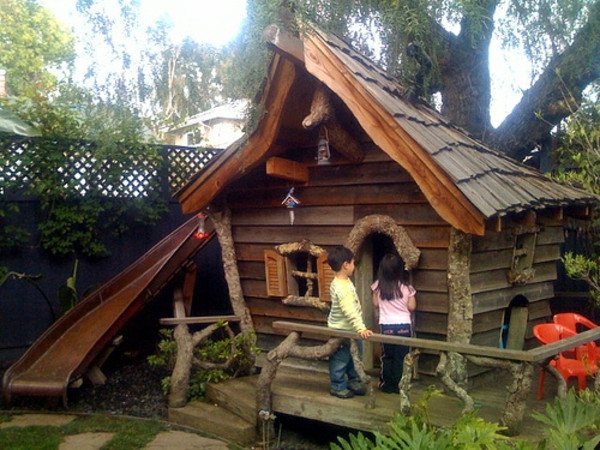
[{"xmin": 0, "ymin": 413, "xmax": 231, "ymax": 449}]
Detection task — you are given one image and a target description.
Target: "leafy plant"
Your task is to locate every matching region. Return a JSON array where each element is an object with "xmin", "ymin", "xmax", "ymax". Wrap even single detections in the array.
[
  {"xmin": 532, "ymin": 388, "xmax": 600, "ymax": 449},
  {"xmin": 57, "ymin": 259, "xmax": 78, "ymax": 315},
  {"xmin": 552, "ymin": 98, "xmax": 600, "ymax": 308},
  {"xmin": 332, "ymin": 387, "xmax": 513, "ymax": 450}
]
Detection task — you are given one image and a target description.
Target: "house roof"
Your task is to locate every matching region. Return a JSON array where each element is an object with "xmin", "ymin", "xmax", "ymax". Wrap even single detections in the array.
[{"xmin": 175, "ymin": 25, "xmax": 596, "ymax": 236}]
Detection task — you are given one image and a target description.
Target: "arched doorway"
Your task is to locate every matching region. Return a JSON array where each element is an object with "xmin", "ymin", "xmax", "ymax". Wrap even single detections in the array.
[
  {"xmin": 500, "ymin": 295, "xmax": 529, "ymax": 350},
  {"xmin": 344, "ymin": 215, "xmax": 420, "ymax": 369}
]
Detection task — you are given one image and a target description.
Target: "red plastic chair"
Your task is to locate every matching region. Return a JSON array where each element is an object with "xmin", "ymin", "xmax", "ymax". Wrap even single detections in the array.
[
  {"xmin": 533, "ymin": 323, "xmax": 598, "ymax": 400},
  {"xmin": 553, "ymin": 313, "xmax": 600, "ymax": 357}
]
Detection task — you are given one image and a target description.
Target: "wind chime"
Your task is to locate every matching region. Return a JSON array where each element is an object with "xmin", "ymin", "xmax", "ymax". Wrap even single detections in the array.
[
  {"xmin": 281, "ymin": 187, "xmax": 300, "ymax": 225},
  {"xmin": 192, "ymin": 212, "xmax": 209, "ymax": 240}
]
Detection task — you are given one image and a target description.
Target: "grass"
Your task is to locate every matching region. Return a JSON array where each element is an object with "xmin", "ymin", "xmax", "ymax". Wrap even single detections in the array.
[{"xmin": 0, "ymin": 412, "xmax": 172, "ymax": 450}]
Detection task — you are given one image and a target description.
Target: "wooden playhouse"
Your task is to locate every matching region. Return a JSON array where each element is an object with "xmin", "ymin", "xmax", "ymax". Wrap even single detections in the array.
[{"xmin": 175, "ymin": 24, "xmax": 596, "ymax": 374}]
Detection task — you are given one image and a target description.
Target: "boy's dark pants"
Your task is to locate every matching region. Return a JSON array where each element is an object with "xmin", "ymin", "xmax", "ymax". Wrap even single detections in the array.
[{"xmin": 379, "ymin": 323, "xmax": 411, "ymax": 393}]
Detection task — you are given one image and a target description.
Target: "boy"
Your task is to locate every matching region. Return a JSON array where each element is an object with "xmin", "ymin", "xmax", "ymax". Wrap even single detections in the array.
[{"xmin": 327, "ymin": 246, "xmax": 373, "ymax": 398}]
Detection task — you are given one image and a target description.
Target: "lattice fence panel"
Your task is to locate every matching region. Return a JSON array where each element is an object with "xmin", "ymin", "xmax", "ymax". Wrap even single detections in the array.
[
  {"xmin": 167, "ymin": 146, "xmax": 219, "ymax": 193},
  {"xmin": 1, "ymin": 139, "xmax": 220, "ymax": 198}
]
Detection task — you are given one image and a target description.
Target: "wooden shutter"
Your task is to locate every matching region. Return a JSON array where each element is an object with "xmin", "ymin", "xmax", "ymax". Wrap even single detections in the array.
[
  {"xmin": 317, "ymin": 253, "xmax": 335, "ymax": 302},
  {"xmin": 264, "ymin": 250, "xmax": 287, "ymax": 297}
]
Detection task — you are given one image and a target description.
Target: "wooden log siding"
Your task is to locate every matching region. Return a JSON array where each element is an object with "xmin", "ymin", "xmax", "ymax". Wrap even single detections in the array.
[
  {"xmin": 224, "ymin": 145, "xmax": 453, "ymax": 337},
  {"xmin": 468, "ymin": 224, "xmax": 564, "ymax": 352}
]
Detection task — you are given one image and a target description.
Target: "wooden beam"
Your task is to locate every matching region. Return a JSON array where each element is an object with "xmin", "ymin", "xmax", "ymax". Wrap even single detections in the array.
[
  {"xmin": 263, "ymin": 24, "xmax": 305, "ymax": 65},
  {"xmin": 302, "ymin": 32, "xmax": 486, "ymax": 235},
  {"xmin": 266, "ymin": 156, "xmax": 309, "ymax": 183},
  {"xmin": 485, "ymin": 216, "xmax": 502, "ymax": 233},
  {"xmin": 271, "ymin": 320, "xmax": 600, "ymax": 364},
  {"xmin": 159, "ymin": 315, "xmax": 240, "ymax": 326},
  {"xmin": 182, "ymin": 264, "xmax": 197, "ymax": 316},
  {"xmin": 565, "ymin": 204, "xmax": 591, "ymax": 219}
]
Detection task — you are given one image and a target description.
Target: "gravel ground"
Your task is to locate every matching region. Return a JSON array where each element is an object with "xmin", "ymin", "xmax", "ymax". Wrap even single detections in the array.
[{"xmin": 0, "ymin": 352, "xmax": 355, "ymax": 449}]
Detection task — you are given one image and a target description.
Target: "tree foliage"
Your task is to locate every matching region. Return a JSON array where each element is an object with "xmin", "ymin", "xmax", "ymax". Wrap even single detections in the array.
[
  {"xmin": 231, "ymin": 0, "xmax": 600, "ymax": 164},
  {"xmin": 0, "ymin": 0, "xmax": 168, "ymax": 259},
  {"xmin": 0, "ymin": 0, "xmax": 75, "ymax": 98}
]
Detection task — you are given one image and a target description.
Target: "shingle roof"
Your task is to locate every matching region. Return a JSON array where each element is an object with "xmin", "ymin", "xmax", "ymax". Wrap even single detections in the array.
[{"xmin": 310, "ymin": 27, "xmax": 595, "ymax": 220}]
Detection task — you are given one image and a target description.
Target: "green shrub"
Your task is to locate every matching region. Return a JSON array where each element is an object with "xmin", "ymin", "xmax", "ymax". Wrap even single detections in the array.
[
  {"xmin": 148, "ymin": 325, "xmax": 259, "ymax": 400},
  {"xmin": 332, "ymin": 387, "xmax": 600, "ymax": 449}
]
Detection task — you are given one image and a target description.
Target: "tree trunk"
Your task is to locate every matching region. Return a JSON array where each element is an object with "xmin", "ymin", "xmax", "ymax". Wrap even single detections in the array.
[
  {"xmin": 168, "ymin": 324, "xmax": 194, "ymax": 408},
  {"xmin": 446, "ymin": 228, "xmax": 473, "ymax": 386},
  {"xmin": 487, "ymin": 1, "xmax": 600, "ymax": 161},
  {"xmin": 438, "ymin": 0, "xmax": 497, "ymax": 140}
]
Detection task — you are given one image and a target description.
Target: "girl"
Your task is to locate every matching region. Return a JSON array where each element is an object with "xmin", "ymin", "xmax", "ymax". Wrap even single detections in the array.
[{"xmin": 371, "ymin": 253, "xmax": 417, "ymax": 393}]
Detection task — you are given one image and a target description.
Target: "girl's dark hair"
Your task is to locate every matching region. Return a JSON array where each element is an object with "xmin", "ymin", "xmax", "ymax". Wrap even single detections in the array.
[{"xmin": 376, "ymin": 253, "xmax": 405, "ymax": 301}]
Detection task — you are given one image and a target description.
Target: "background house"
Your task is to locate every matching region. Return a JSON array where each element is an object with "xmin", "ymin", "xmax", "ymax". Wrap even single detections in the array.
[{"xmin": 161, "ymin": 100, "xmax": 248, "ymax": 148}]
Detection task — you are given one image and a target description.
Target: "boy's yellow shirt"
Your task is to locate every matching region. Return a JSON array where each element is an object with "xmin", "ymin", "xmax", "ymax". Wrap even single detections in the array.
[{"xmin": 327, "ymin": 277, "xmax": 367, "ymax": 333}]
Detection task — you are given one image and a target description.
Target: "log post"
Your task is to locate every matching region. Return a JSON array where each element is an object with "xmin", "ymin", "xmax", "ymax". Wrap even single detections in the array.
[
  {"xmin": 168, "ymin": 324, "xmax": 194, "ymax": 407},
  {"xmin": 398, "ymin": 349, "xmax": 420, "ymax": 414},
  {"xmin": 446, "ymin": 228, "xmax": 473, "ymax": 387},
  {"xmin": 436, "ymin": 351, "xmax": 474, "ymax": 414},
  {"xmin": 256, "ymin": 334, "xmax": 343, "ymax": 439},
  {"xmin": 467, "ymin": 355, "xmax": 534, "ymax": 436},
  {"xmin": 208, "ymin": 205, "xmax": 256, "ymax": 345},
  {"xmin": 501, "ymin": 362, "xmax": 534, "ymax": 436}
]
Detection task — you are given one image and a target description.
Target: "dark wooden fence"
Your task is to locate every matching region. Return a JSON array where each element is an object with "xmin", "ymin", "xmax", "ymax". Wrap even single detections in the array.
[{"xmin": 0, "ymin": 142, "xmax": 229, "ymax": 363}]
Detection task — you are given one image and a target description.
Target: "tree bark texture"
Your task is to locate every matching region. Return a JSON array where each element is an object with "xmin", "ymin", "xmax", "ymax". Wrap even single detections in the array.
[
  {"xmin": 345, "ymin": 214, "xmax": 420, "ymax": 270},
  {"xmin": 281, "ymin": 294, "xmax": 330, "ymax": 311},
  {"xmin": 256, "ymin": 333, "xmax": 343, "ymax": 438},
  {"xmin": 432, "ymin": 1, "xmax": 600, "ymax": 163},
  {"xmin": 487, "ymin": 1, "xmax": 600, "ymax": 161},
  {"xmin": 301, "ymin": 83, "xmax": 364, "ymax": 163},
  {"xmin": 437, "ymin": 0, "xmax": 496, "ymax": 140},
  {"xmin": 436, "ymin": 352, "xmax": 475, "ymax": 414},
  {"xmin": 446, "ymin": 228, "xmax": 472, "ymax": 386},
  {"xmin": 467, "ymin": 355, "xmax": 534, "ymax": 436},
  {"xmin": 398, "ymin": 349, "xmax": 420, "ymax": 415},
  {"xmin": 168, "ymin": 322, "xmax": 222, "ymax": 408},
  {"xmin": 208, "ymin": 206, "xmax": 256, "ymax": 344}
]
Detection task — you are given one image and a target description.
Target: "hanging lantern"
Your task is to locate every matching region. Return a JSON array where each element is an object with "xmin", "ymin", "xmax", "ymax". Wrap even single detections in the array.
[
  {"xmin": 317, "ymin": 127, "xmax": 330, "ymax": 165},
  {"xmin": 193, "ymin": 213, "xmax": 209, "ymax": 240}
]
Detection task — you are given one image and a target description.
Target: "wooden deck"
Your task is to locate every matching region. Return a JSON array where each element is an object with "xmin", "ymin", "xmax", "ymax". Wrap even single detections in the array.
[{"xmin": 172, "ymin": 359, "xmax": 562, "ymax": 445}]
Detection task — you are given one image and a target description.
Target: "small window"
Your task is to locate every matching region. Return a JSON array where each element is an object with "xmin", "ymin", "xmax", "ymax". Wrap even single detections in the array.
[
  {"xmin": 507, "ymin": 226, "xmax": 538, "ymax": 285},
  {"xmin": 186, "ymin": 132, "xmax": 195, "ymax": 146},
  {"xmin": 264, "ymin": 240, "xmax": 333, "ymax": 302}
]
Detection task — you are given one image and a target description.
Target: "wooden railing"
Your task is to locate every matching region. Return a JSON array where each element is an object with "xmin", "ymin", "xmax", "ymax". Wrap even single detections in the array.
[{"xmin": 257, "ymin": 320, "xmax": 600, "ymax": 436}]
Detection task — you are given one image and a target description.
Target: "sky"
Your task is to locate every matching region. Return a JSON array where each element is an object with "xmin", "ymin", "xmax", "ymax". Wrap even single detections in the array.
[{"xmin": 42, "ymin": 0, "xmax": 247, "ymax": 48}]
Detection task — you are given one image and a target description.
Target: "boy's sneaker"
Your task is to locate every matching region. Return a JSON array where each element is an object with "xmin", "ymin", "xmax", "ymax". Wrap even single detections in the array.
[
  {"xmin": 330, "ymin": 388, "xmax": 354, "ymax": 399},
  {"xmin": 348, "ymin": 381, "xmax": 366, "ymax": 396}
]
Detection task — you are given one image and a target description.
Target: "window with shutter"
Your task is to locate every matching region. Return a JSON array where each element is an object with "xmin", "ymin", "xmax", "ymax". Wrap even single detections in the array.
[
  {"xmin": 264, "ymin": 250, "xmax": 287, "ymax": 297},
  {"xmin": 317, "ymin": 253, "xmax": 334, "ymax": 302}
]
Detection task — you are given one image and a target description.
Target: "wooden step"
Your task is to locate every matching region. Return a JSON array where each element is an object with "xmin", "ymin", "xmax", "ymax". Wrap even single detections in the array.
[
  {"xmin": 168, "ymin": 400, "xmax": 256, "ymax": 445},
  {"xmin": 205, "ymin": 376, "xmax": 258, "ymax": 425}
]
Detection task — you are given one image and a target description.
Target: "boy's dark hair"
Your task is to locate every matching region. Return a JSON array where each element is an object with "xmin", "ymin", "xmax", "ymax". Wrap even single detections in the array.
[{"xmin": 327, "ymin": 246, "xmax": 354, "ymax": 271}]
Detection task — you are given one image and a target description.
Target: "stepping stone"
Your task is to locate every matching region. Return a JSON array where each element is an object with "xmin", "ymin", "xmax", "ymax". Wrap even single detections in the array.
[
  {"xmin": 59, "ymin": 432, "xmax": 115, "ymax": 450},
  {"xmin": 0, "ymin": 414, "xmax": 77, "ymax": 428},
  {"xmin": 144, "ymin": 430, "xmax": 229, "ymax": 449}
]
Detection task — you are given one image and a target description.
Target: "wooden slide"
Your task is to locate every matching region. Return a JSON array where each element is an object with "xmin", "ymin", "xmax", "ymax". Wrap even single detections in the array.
[{"xmin": 2, "ymin": 216, "xmax": 213, "ymax": 406}]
